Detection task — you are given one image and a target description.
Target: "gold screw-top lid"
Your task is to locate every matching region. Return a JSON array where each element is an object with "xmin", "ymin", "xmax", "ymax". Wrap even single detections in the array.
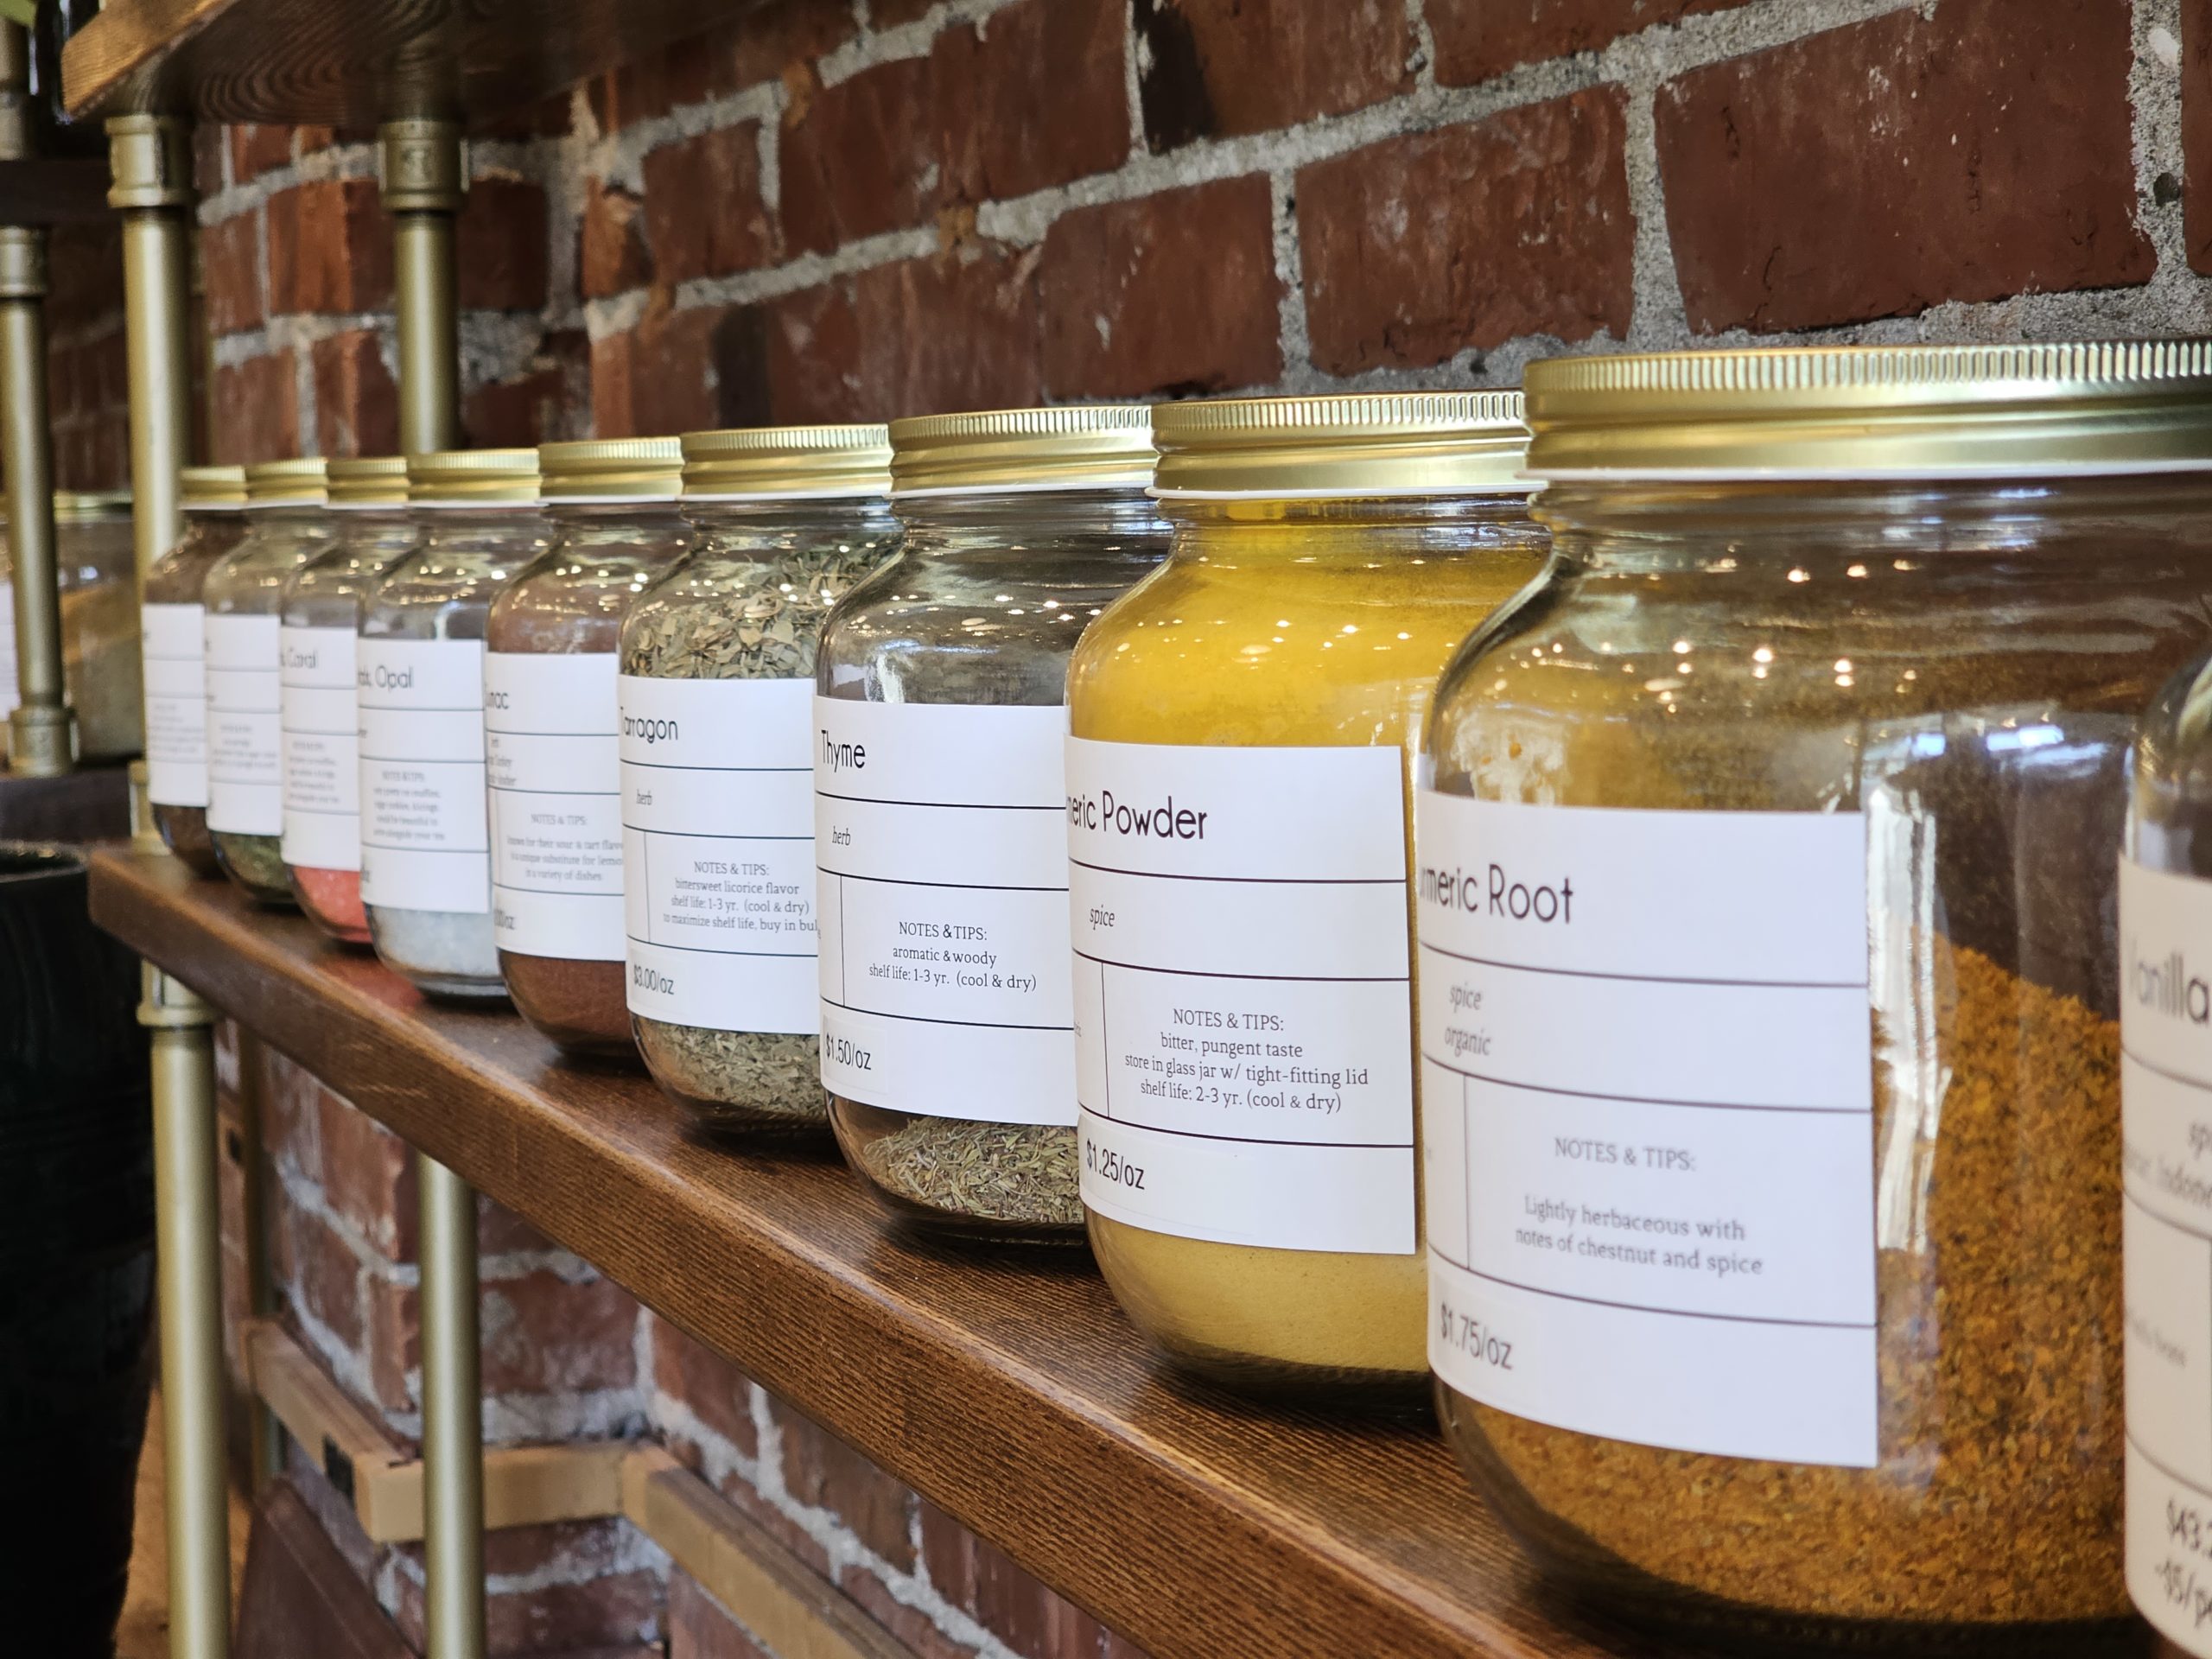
[
  {"xmin": 540, "ymin": 437, "xmax": 683, "ymax": 502},
  {"xmin": 53, "ymin": 489, "xmax": 132, "ymax": 521},
  {"xmin": 1525, "ymin": 342, "xmax": 2212, "ymax": 480},
  {"xmin": 1150, "ymin": 393, "xmax": 1527, "ymax": 498},
  {"xmin": 181, "ymin": 466, "xmax": 248, "ymax": 511},
  {"xmin": 244, "ymin": 457, "xmax": 330, "ymax": 506},
  {"xmin": 682, "ymin": 425, "xmax": 893, "ymax": 499},
  {"xmin": 406, "ymin": 448, "xmax": 541, "ymax": 506},
  {"xmin": 327, "ymin": 455, "xmax": 410, "ymax": 508},
  {"xmin": 891, "ymin": 406, "xmax": 1153, "ymax": 496}
]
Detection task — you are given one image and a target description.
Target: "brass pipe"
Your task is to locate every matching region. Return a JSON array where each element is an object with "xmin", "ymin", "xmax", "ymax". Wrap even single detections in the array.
[
  {"xmin": 108, "ymin": 116, "xmax": 195, "ymax": 590},
  {"xmin": 143, "ymin": 967, "xmax": 230, "ymax": 1659},
  {"xmin": 378, "ymin": 120, "xmax": 464, "ymax": 454},
  {"xmin": 417, "ymin": 1154, "xmax": 485, "ymax": 1659},
  {"xmin": 0, "ymin": 226, "xmax": 73, "ymax": 774},
  {"xmin": 234, "ymin": 1030, "xmax": 282, "ymax": 1492}
]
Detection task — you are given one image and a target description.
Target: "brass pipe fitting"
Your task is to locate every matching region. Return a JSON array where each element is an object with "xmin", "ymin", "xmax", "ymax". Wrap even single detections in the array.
[
  {"xmin": 108, "ymin": 115, "xmax": 195, "ymax": 591},
  {"xmin": 0, "ymin": 225, "xmax": 73, "ymax": 774},
  {"xmin": 379, "ymin": 119, "xmax": 464, "ymax": 455}
]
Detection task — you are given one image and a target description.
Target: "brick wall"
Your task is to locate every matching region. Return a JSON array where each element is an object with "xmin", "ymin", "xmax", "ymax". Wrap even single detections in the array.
[
  {"xmin": 163, "ymin": 0, "xmax": 2212, "ymax": 1653},
  {"xmin": 45, "ymin": 220, "xmax": 130, "ymax": 490}
]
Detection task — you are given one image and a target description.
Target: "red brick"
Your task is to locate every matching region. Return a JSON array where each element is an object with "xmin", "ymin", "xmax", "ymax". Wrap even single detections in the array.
[
  {"xmin": 210, "ymin": 351, "xmax": 300, "ymax": 465},
  {"xmin": 971, "ymin": 1534, "xmax": 1103, "ymax": 1659},
  {"xmin": 668, "ymin": 1571, "xmax": 773, "ymax": 1659},
  {"xmin": 266, "ymin": 180, "xmax": 394, "ymax": 315},
  {"xmin": 1654, "ymin": 0, "xmax": 2152, "ymax": 334},
  {"xmin": 46, "ymin": 223, "xmax": 125, "ymax": 333},
  {"xmin": 1427, "ymin": 0, "xmax": 1748, "ymax": 84},
  {"xmin": 1040, "ymin": 174, "xmax": 1280, "ymax": 398},
  {"xmin": 1297, "ymin": 86, "xmax": 1634, "ymax": 375},
  {"xmin": 458, "ymin": 177, "xmax": 550, "ymax": 311},
  {"xmin": 229, "ymin": 124, "xmax": 296, "ymax": 181},
  {"xmin": 937, "ymin": 0, "xmax": 1128, "ymax": 203},
  {"xmin": 778, "ymin": 53, "xmax": 940, "ymax": 255},
  {"xmin": 480, "ymin": 1192, "xmax": 560, "ymax": 1255},
  {"xmin": 311, "ymin": 330, "xmax": 400, "ymax": 459},
  {"xmin": 474, "ymin": 94, "xmax": 575, "ymax": 143},
  {"xmin": 200, "ymin": 215, "xmax": 263, "ymax": 335},
  {"xmin": 580, "ymin": 180, "xmax": 655, "ymax": 299},
  {"xmin": 466, "ymin": 333, "xmax": 589, "ymax": 448},
  {"xmin": 730, "ymin": 0, "xmax": 861, "ymax": 85},
  {"xmin": 652, "ymin": 1315, "xmax": 759, "ymax": 1457},
  {"xmin": 868, "ymin": 0, "xmax": 938, "ymax": 27},
  {"xmin": 313, "ymin": 1086, "xmax": 414, "ymax": 1255},
  {"xmin": 715, "ymin": 282, "xmax": 865, "ymax": 426},
  {"xmin": 481, "ymin": 1516, "xmax": 632, "ymax": 1581},
  {"xmin": 709, "ymin": 1464, "xmax": 833, "ymax": 1581},
  {"xmin": 262, "ymin": 1052, "xmax": 324, "ymax": 1184},
  {"xmin": 849, "ymin": 245, "xmax": 1043, "ymax": 417},
  {"xmin": 1135, "ymin": 0, "xmax": 1410, "ymax": 150},
  {"xmin": 479, "ymin": 1266, "xmax": 641, "ymax": 1396},
  {"xmin": 587, "ymin": 29, "xmax": 744, "ymax": 133},
  {"xmin": 365, "ymin": 1272, "xmax": 418, "ymax": 1412},
  {"xmin": 277, "ymin": 1199, "xmax": 365, "ymax": 1353},
  {"xmin": 195, "ymin": 125, "xmax": 228, "ymax": 196},
  {"xmin": 643, "ymin": 125, "xmax": 774, "ymax": 284},
  {"xmin": 2190, "ymin": 0, "xmax": 2212, "ymax": 273},
  {"xmin": 837, "ymin": 1564, "xmax": 981, "ymax": 1659},
  {"xmin": 391, "ymin": 1561, "xmax": 664, "ymax": 1655},
  {"xmin": 772, "ymin": 1398, "xmax": 915, "ymax": 1570},
  {"xmin": 590, "ymin": 302, "xmax": 729, "ymax": 438}
]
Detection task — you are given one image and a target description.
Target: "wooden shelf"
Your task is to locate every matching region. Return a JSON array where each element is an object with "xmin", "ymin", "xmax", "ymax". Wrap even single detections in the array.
[
  {"xmin": 89, "ymin": 843, "xmax": 1693, "ymax": 1659},
  {"xmin": 63, "ymin": 0, "xmax": 748, "ymax": 125}
]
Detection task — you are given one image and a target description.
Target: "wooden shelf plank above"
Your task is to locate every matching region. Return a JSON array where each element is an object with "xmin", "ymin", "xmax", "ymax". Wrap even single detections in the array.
[
  {"xmin": 86, "ymin": 843, "xmax": 1702, "ymax": 1659},
  {"xmin": 63, "ymin": 0, "xmax": 748, "ymax": 125}
]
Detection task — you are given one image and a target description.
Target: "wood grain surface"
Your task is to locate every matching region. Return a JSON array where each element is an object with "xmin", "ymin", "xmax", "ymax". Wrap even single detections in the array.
[
  {"xmin": 64, "ymin": 0, "xmax": 747, "ymax": 124},
  {"xmin": 86, "ymin": 846, "xmax": 2164, "ymax": 1659}
]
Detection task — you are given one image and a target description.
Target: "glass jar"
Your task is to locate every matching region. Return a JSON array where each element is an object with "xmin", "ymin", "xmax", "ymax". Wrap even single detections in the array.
[
  {"xmin": 1064, "ymin": 393, "xmax": 1547, "ymax": 1396},
  {"xmin": 279, "ymin": 456, "xmax": 414, "ymax": 944},
  {"xmin": 204, "ymin": 459, "xmax": 335, "ymax": 904},
  {"xmin": 359, "ymin": 450, "xmax": 548, "ymax": 999},
  {"xmin": 1420, "ymin": 345, "xmax": 2212, "ymax": 1649},
  {"xmin": 142, "ymin": 465, "xmax": 249, "ymax": 874},
  {"xmin": 54, "ymin": 491, "xmax": 143, "ymax": 760},
  {"xmin": 818, "ymin": 408, "xmax": 1166, "ymax": 1242},
  {"xmin": 620, "ymin": 426, "xmax": 900, "ymax": 1140},
  {"xmin": 486, "ymin": 439, "xmax": 686, "ymax": 1057}
]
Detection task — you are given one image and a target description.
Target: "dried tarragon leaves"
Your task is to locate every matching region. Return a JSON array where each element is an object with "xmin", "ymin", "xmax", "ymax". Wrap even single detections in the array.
[
  {"xmin": 624, "ymin": 542, "xmax": 886, "ymax": 681},
  {"xmin": 850, "ymin": 1116, "xmax": 1084, "ymax": 1230}
]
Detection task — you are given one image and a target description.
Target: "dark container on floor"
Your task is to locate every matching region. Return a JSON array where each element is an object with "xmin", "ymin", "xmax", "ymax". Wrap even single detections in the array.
[{"xmin": 0, "ymin": 842, "xmax": 154, "ymax": 1655}]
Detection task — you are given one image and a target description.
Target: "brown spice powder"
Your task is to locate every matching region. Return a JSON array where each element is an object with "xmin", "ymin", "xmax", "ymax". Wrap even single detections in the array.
[{"xmin": 1460, "ymin": 938, "xmax": 2125, "ymax": 1625}]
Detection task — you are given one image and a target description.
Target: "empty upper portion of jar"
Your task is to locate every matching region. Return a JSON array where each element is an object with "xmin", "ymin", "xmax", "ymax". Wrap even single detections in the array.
[
  {"xmin": 1523, "ymin": 340, "xmax": 2212, "ymax": 480},
  {"xmin": 1150, "ymin": 391, "xmax": 1528, "ymax": 500}
]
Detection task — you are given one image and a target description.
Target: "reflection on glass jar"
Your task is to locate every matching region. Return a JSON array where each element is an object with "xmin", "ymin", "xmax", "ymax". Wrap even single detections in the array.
[
  {"xmin": 142, "ymin": 466, "xmax": 249, "ymax": 874},
  {"xmin": 1065, "ymin": 392, "xmax": 1548, "ymax": 1398},
  {"xmin": 620, "ymin": 426, "xmax": 899, "ymax": 1141},
  {"xmin": 359, "ymin": 450, "xmax": 548, "ymax": 999},
  {"xmin": 205, "ymin": 459, "xmax": 335, "ymax": 904},
  {"xmin": 1420, "ymin": 344, "xmax": 2212, "ymax": 1648},
  {"xmin": 280, "ymin": 456, "xmax": 415, "ymax": 944},
  {"xmin": 488, "ymin": 439, "xmax": 687, "ymax": 1058},
  {"xmin": 818, "ymin": 407, "xmax": 1167, "ymax": 1243}
]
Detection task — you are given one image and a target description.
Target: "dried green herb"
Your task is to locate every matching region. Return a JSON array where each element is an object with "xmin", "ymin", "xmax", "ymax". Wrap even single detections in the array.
[
  {"xmin": 849, "ymin": 1117, "xmax": 1084, "ymax": 1228},
  {"xmin": 213, "ymin": 830, "xmax": 290, "ymax": 899},
  {"xmin": 622, "ymin": 541, "xmax": 885, "ymax": 680},
  {"xmin": 633, "ymin": 1017, "xmax": 825, "ymax": 1128}
]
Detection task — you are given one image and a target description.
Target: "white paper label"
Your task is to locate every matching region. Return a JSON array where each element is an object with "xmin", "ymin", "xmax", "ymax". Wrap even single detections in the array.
[
  {"xmin": 358, "ymin": 638, "xmax": 490, "ymax": 914},
  {"xmin": 143, "ymin": 601, "xmax": 207, "ymax": 806},
  {"xmin": 816, "ymin": 698, "xmax": 1075, "ymax": 1125},
  {"xmin": 1065, "ymin": 738, "xmax": 1415, "ymax": 1255},
  {"xmin": 1415, "ymin": 792, "xmax": 1877, "ymax": 1467},
  {"xmin": 280, "ymin": 625, "xmax": 362, "ymax": 870},
  {"xmin": 204, "ymin": 612, "xmax": 283, "ymax": 835},
  {"xmin": 620, "ymin": 675, "xmax": 816, "ymax": 1033},
  {"xmin": 2120, "ymin": 858, "xmax": 2212, "ymax": 1650},
  {"xmin": 487, "ymin": 652, "xmax": 624, "ymax": 961},
  {"xmin": 0, "ymin": 584, "xmax": 18, "ymax": 720}
]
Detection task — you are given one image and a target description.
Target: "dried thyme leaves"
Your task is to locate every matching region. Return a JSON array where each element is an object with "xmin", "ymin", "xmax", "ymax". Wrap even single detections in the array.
[
  {"xmin": 1466, "ymin": 938, "xmax": 2128, "ymax": 1625},
  {"xmin": 634, "ymin": 1018, "xmax": 826, "ymax": 1128},
  {"xmin": 849, "ymin": 1116, "xmax": 1083, "ymax": 1229}
]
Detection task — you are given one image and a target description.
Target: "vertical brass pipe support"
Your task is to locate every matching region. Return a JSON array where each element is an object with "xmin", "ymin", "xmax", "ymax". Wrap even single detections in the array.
[
  {"xmin": 378, "ymin": 119, "xmax": 464, "ymax": 454},
  {"xmin": 382, "ymin": 113, "xmax": 484, "ymax": 1659},
  {"xmin": 141, "ymin": 965, "xmax": 229, "ymax": 1659},
  {"xmin": 0, "ymin": 225, "xmax": 72, "ymax": 772},
  {"xmin": 235, "ymin": 1030, "xmax": 282, "ymax": 1491},
  {"xmin": 108, "ymin": 114, "xmax": 195, "ymax": 589}
]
